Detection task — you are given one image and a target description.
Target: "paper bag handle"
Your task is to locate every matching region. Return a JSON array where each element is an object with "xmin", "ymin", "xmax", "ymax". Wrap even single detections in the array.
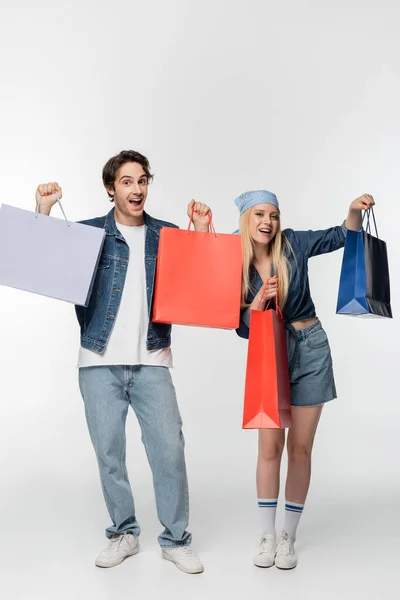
[
  {"xmin": 361, "ymin": 206, "xmax": 378, "ymax": 239},
  {"xmin": 187, "ymin": 211, "xmax": 216, "ymax": 237},
  {"xmin": 257, "ymin": 278, "xmax": 283, "ymax": 318},
  {"xmin": 36, "ymin": 192, "xmax": 70, "ymax": 228}
]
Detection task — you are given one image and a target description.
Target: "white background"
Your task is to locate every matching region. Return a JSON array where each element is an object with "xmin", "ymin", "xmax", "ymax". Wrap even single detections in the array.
[{"xmin": 0, "ymin": 1, "xmax": 399, "ymax": 598}]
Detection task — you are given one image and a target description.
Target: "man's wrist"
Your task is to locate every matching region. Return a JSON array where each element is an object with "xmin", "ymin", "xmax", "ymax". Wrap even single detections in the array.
[{"xmin": 38, "ymin": 204, "xmax": 52, "ymax": 216}]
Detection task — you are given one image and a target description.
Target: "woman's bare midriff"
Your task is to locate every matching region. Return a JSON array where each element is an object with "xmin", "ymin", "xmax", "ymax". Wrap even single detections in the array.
[{"xmin": 289, "ymin": 316, "xmax": 318, "ymax": 331}]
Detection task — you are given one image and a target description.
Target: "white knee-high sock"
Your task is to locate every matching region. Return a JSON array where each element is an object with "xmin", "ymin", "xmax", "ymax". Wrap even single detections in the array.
[{"xmin": 258, "ymin": 498, "xmax": 278, "ymax": 537}]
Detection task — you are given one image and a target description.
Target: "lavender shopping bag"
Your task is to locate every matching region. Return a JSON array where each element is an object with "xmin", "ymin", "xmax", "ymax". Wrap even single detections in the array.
[{"xmin": 0, "ymin": 200, "xmax": 105, "ymax": 306}]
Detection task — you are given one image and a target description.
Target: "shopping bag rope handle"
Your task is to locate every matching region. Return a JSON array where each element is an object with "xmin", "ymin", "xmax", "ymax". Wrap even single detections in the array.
[
  {"xmin": 187, "ymin": 210, "xmax": 216, "ymax": 237},
  {"xmin": 361, "ymin": 207, "xmax": 378, "ymax": 239},
  {"xmin": 35, "ymin": 192, "xmax": 70, "ymax": 228},
  {"xmin": 257, "ymin": 278, "xmax": 283, "ymax": 318}
]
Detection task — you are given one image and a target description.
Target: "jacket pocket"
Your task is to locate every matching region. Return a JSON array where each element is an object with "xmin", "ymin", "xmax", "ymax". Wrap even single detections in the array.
[{"xmin": 97, "ymin": 257, "xmax": 111, "ymax": 270}]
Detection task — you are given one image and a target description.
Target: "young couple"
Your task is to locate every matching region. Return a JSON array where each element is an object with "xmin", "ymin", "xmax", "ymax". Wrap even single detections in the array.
[{"xmin": 37, "ymin": 150, "xmax": 374, "ymax": 573}]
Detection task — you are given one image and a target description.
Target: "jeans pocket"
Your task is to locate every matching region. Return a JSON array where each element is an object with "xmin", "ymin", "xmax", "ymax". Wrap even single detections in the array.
[{"xmin": 306, "ymin": 328, "xmax": 329, "ymax": 349}]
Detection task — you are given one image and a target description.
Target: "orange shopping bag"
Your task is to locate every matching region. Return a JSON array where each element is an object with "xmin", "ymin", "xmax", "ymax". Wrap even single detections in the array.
[
  {"xmin": 242, "ymin": 289, "xmax": 292, "ymax": 429},
  {"xmin": 152, "ymin": 216, "xmax": 242, "ymax": 328}
]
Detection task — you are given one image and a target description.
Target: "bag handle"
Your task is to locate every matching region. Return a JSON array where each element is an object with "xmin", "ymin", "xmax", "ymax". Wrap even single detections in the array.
[
  {"xmin": 35, "ymin": 192, "xmax": 70, "ymax": 228},
  {"xmin": 187, "ymin": 210, "xmax": 216, "ymax": 237},
  {"xmin": 361, "ymin": 206, "xmax": 378, "ymax": 239},
  {"xmin": 257, "ymin": 278, "xmax": 283, "ymax": 318}
]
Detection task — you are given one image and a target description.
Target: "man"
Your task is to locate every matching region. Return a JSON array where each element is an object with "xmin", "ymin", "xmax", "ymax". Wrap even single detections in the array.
[{"xmin": 37, "ymin": 150, "xmax": 210, "ymax": 574}]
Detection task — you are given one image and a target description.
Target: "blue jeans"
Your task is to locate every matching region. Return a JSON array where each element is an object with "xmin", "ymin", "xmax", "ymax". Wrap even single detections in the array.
[{"xmin": 78, "ymin": 365, "xmax": 191, "ymax": 547}]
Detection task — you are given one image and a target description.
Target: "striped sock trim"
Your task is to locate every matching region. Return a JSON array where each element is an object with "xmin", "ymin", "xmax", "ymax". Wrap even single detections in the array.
[
  {"xmin": 285, "ymin": 501, "xmax": 304, "ymax": 514},
  {"xmin": 258, "ymin": 498, "xmax": 278, "ymax": 508}
]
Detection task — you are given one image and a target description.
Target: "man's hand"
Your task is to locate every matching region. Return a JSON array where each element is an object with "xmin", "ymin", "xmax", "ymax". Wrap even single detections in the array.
[
  {"xmin": 35, "ymin": 182, "xmax": 63, "ymax": 215},
  {"xmin": 187, "ymin": 200, "xmax": 212, "ymax": 232}
]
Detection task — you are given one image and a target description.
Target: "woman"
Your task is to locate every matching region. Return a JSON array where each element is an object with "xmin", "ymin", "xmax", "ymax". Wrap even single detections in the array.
[{"xmin": 235, "ymin": 190, "xmax": 374, "ymax": 569}]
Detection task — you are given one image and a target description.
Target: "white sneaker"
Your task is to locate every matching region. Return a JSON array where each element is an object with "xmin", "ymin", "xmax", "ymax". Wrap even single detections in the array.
[
  {"xmin": 275, "ymin": 530, "xmax": 297, "ymax": 570},
  {"xmin": 162, "ymin": 545, "xmax": 204, "ymax": 574},
  {"xmin": 95, "ymin": 533, "xmax": 139, "ymax": 568},
  {"xmin": 253, "ymin": 535, "xmax": 276, "ymax": 568}
]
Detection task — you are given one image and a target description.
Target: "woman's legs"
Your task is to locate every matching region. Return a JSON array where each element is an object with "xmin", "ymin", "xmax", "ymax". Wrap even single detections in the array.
[
  {"xmin": 275, "ymin": 405, "xmax": 323, "ymax": 570},
  {"xmin": 254, "ymin": 429, "xmax": 285, "ymax": 567},
  {"xmin": 257, "ymin": 428, "xmax": 286, "ymax": 500},
  {"xmin": 285, "ymin": 405, "xmax": 323, "ymax": 508}
]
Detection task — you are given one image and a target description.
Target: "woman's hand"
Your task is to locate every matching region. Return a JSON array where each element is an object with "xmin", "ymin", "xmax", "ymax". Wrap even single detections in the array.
[
  {"xmin": 346, "ymin": 194, "xmax": 375, "ymax": 231},
  {"xmin": 251, "ymin": 276, "xmax": 279, "ymax": 311}
]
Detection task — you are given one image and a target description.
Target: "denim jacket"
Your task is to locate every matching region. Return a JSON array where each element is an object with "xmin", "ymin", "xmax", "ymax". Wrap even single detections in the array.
[
  {"xmin": 75, "ymin": 208, "xmax": 177, "ymax": 354},
  {"xmin": 236, "ymin": 224, "xmax": 347, "ymax": 339}
]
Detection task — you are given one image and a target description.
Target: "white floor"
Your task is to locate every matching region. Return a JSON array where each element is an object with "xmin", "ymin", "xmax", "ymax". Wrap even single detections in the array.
[
  {"xmin": 1, "ymin": 473, "xmax": 399, "ymax": 600},
  {"xmin": 2, "ymin": 323, "xmax": 399, "ymax": 600}
]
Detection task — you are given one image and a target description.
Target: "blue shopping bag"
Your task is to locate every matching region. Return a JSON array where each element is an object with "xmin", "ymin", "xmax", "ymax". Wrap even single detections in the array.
[{"xmin": 336, "ymin": 208, "xmax": 392, "ymax": 318}]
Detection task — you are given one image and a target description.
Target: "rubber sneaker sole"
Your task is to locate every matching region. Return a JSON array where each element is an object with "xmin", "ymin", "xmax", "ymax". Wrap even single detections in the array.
[
  {"xmin": 95, "ymin": 544, "xmax": 139, "ymax": 568},
  {"xmin": 275, "ymin": 560, "xmax": 297, "ymax": 570},
  {"xmin": 254, "ymin": 557, "xmax": 275, "ymax": 568},
  {"xmin": 162, "ymin": 550, "xmax": 204, "ymax": 574}
]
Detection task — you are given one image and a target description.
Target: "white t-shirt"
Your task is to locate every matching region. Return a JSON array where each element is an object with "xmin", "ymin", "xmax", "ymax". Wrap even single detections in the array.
[{"xmin": 78, "ymin": 223, "xmax": 173, "ymax": 368}]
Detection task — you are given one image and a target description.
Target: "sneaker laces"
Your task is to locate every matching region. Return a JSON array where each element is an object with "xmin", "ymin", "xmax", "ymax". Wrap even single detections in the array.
[
  {"xmin": 278, "ymin": 532, "xmax": 294, "ymax": 556},
  {"xmin": 107, "ymin": 534, "xmax": 126, "ymax": 551},
  {"xmin": 259, "ymin": 536, "xmax": 276, "ymax": 554},
  {"xmin": 172, "ymin": 545, "xmax": 198, "ymax": 558}
]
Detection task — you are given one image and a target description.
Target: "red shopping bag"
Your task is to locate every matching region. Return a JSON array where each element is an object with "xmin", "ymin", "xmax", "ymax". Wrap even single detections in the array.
[
  {"xmin": 242, "ymin": 289, "xmax": 292, "ymax": 429},
  {"xmin": 152, "ymin": 217, "xmax": 242, "ymax": 328}
]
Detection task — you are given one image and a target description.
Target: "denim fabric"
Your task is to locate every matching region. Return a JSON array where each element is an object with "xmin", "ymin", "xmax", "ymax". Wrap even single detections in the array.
[
  {"xmin": 286, "ymin": 319, "xmax": 336, "ymax": 406},
  {"xmin": 236, "ymin": 224, "xmax": 346, "ymax": 338},
  {"xmin": 78, "ymin": 365, "xmax": 191, "ymax": 547},
  {"xmin": 75, "ymin": 209, "xmax": 177, "ymax": 354}
]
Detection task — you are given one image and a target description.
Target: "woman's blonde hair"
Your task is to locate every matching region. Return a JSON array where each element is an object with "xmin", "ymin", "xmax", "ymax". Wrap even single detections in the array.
[{"xmin": 239, "ymin": 207, "xmax": 292, "ymax": 308}]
